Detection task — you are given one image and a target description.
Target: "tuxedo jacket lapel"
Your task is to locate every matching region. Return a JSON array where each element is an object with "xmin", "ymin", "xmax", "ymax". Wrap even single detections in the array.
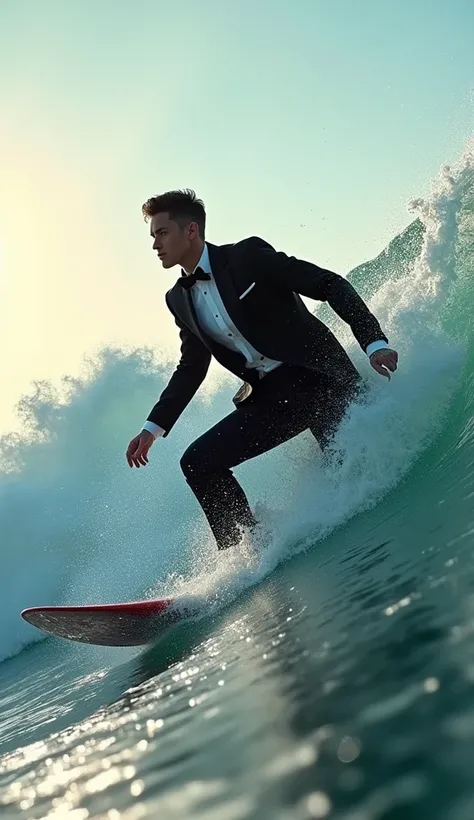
[{"xmin": 166, "ymin": 282, "xmax": 206, "ymax": 343}]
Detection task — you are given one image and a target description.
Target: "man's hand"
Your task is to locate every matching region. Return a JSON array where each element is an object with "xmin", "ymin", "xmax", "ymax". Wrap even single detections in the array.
[
  {"xmin": 126, "ymin": 430, "xmax": 155, "ymax": 468},
  {"xmin": 369, "ymin": 348, "xmax": 398, "ymax": 380}
]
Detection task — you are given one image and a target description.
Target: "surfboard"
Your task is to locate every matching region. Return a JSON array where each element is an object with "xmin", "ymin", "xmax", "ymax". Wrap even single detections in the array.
[{"xmin": 21, "ymin": 598, "xmax": 179, "ymax": 646}]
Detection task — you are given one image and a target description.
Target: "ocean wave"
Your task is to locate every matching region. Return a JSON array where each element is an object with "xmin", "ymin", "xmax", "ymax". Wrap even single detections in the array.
[{"xmin": 1, "ymin": 144, "xmax": 473, "ymax": 664}]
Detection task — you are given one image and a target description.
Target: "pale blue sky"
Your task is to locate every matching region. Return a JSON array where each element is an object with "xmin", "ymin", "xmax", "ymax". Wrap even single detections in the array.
[{"xmin": 1, "ymin": 0, "xmax": 473, "ymax": 432}]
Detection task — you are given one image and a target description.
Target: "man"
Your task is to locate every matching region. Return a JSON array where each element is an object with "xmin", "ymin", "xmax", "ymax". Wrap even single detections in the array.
[{"xmin": 126, "ymin": 189, "xmax": 398, "ymax": 550}]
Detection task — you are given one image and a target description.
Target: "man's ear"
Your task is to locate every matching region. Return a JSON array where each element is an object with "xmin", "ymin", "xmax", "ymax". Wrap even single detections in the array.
[{"xmin": 188, "ymin": 222, "xmax": 200, "ymax": 241}]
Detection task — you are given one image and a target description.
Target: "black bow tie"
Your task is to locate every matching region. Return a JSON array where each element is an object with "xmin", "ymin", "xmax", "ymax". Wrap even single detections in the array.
[{"xmin": 178, "ymin": 267, "xmax": 211, "ymax": 290}]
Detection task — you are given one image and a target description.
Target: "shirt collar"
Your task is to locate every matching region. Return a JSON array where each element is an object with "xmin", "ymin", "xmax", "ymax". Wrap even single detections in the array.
[{"xmin": 183, "ymin": 243, "xmax": 211, "ymax": 276}]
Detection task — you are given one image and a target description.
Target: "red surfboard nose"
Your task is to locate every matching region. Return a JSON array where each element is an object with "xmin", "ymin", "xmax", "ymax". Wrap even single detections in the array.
[{"xmin": 21, "ymin": 598, "xmax": 177, "ymax": 646}]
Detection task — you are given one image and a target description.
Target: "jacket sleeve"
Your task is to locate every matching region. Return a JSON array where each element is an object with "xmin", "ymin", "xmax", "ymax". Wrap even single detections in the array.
[
  {"xmin": 146, "ymin": 315, "xmax": 211, "ymax": 437},
  {"xmin": 247, "ymin": 236, "xmax": 388, "ymax": 353}
]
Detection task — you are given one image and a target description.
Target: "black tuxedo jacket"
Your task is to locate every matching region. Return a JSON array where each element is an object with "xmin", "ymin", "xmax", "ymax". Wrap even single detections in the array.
[{"xmin": 147, "ymin": 236, "xmax": 388, "ymax": 436}]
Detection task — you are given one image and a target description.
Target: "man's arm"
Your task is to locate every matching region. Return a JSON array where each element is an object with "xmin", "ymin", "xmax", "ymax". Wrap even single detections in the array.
[
  {"xmin": 247, "ymin": 236, "xmax": 389, "ymax": 355},
  {"xmin": 142, "ymin": 318, "xmax": 211, "ymax": 438}
]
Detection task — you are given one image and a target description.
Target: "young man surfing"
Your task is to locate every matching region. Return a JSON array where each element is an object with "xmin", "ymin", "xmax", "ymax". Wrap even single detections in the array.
[{"xmin": 126, "ymin": 190, "xmax": 398, "ymax": 550}]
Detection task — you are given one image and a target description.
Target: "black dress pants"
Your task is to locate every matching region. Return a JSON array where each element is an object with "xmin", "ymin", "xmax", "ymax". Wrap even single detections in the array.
[{"xmin": 180, "ymin": 365, "xmax": 360, "ymax": 550}]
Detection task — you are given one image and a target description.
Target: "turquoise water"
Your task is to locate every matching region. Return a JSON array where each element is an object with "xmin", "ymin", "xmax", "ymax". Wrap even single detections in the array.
[{"xmin": 1, "ymin": 147, "xmax": 474, "ymax": 818}]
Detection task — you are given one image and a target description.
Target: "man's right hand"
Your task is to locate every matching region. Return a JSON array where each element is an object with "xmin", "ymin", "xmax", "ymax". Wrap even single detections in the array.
[{"xmin": 126, "ymin": 430, "xmax": 156, "ymax": 468}]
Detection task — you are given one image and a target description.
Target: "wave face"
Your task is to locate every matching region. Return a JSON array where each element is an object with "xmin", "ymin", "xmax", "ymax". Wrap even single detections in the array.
[{"xmin": 1, "ymin": 145, "xmax": 473, "ymax": 665}]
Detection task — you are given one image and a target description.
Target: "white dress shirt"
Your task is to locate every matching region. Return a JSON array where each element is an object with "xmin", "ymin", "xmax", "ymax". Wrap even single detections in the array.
[{"xmin": 143, "ymin": 244, "xmax": 388, "ymax": 438}]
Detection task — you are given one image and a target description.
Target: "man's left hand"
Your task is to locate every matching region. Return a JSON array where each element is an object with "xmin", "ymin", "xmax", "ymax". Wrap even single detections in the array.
[{"xmin": 370, "ymin": 348, "xmax": 398, "ymax": 380}]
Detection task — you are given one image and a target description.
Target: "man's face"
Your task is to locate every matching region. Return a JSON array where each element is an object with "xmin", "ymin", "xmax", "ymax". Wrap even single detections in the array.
[{"xmin": 150, "ymin": 212, "xmax": 195, "ymax": 269}]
